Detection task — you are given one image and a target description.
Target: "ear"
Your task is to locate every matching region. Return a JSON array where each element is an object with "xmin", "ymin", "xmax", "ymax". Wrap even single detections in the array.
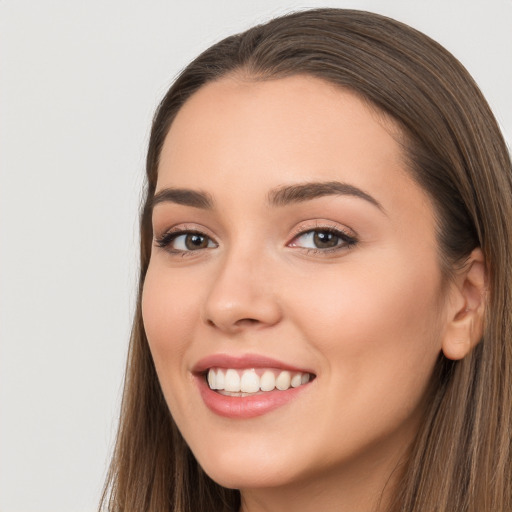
[{"xmin": 442, "ymin": 248, "xmax": 488, "ymax": 361}]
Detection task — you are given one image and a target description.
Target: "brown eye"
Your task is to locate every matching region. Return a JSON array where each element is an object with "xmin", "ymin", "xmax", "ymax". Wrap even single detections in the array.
[
  {"xmin": 313, "ymin": 231, "xmax": 339, "ymax": 248},
  {"xmin": 288, "ymin": 228, "xmax": 357, "ymax": 252},
  {"xmin": 184, "ymin": 233, "xmax": 209, "ymax": 250},
  {"xmin": 155, "ymin": 230, "xmax": 217, "ymax": 252}
]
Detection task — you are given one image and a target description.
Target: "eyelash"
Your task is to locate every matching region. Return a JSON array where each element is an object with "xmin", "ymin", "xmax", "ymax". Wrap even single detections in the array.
[
  {"xmin": 288, "ymin": 225, "xmax": 358, "ymax": 254},
  {"xmin": 154, "ymin": 225, "xmax": 358, "ymax": 256},
  {"xmin": 154, "ymin": 229, "xmax": 217, "ymax": 255}
]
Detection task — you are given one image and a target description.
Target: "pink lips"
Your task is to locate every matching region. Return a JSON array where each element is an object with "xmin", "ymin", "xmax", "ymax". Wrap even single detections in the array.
[{"xmin": 193, "ymin": 353, "xmax": 314, "ymax": 419}]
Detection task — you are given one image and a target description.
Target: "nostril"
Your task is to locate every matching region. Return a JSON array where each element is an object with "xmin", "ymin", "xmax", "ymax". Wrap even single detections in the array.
[
  {"xmin": 234, "ymin": 318, "xmax": 260, "ymax": 327},
  {"xmin": 207, "ymin": 317, "xmax": 260, "ymax": 329}
]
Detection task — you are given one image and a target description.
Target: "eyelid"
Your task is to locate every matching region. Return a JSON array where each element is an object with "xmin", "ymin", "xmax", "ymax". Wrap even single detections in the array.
[
  {"xmin": 288, "ymin": 220, "xmax": 357, "ymax": 241},
  {"xmin": 154, "ymin": 223, "xmax": 216, "ymax": 239}
]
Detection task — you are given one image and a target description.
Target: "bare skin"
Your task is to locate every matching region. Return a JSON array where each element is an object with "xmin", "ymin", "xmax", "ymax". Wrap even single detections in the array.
[{"xmin": 142, "ymin": 75, "xmax": 486, "ymax": 512}]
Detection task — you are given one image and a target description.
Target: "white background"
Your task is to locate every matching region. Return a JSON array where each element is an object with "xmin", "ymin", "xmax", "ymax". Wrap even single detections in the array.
[{"xmin": 0, "ymin": 1, "xmax": 510, "ymax": 511}]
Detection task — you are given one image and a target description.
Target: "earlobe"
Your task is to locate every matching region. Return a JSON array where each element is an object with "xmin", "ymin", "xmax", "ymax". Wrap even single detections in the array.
[{"xmin": 442, "ymin": 248, "xmax": 487, "ymax": 361}]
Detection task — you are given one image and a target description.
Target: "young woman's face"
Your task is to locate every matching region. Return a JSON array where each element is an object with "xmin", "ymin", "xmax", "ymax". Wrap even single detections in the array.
[{"xmin": 142, "ymin": 76, "xmax": 449, "ymax": 496}]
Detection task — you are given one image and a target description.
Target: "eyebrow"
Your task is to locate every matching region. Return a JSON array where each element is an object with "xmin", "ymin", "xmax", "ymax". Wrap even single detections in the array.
[
  {"xmin": 152, "ymin": 188, "xmax": 214, "ymax": 209},
  {"xmin": 151, "ymin": 181, "xmax": 384, "ymax": 212},
  {"xmin": 268, "ymin": 181, "xmax": 384, "ymax": 212}
]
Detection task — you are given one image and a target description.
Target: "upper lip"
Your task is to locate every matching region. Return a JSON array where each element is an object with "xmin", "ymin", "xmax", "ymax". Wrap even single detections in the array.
[{"xmin": 192, "ymin": 353, "xmax": 314, "ymax": 375}]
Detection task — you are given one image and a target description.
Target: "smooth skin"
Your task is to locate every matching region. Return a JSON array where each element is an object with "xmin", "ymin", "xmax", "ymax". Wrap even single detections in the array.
[{"xmin": 142, "ymin": 75, "xmax": 486, "ymax": 512}]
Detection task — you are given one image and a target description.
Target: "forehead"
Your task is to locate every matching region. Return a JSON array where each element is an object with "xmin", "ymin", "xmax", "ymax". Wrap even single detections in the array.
[{"xmin": 156, "ymin": 75, "xmax": 426, "ymax": 215}]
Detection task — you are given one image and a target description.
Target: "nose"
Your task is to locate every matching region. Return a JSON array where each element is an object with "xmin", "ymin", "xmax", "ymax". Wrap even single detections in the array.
[{"xmin": 202, "ymin": 249, "xmax": 283, "ymax": 334}]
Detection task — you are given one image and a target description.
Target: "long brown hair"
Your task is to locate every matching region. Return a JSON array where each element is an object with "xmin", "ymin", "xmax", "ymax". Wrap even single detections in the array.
[{"xmin": 100, "ymin": 9, "xmax": 512, "ymax": 511}]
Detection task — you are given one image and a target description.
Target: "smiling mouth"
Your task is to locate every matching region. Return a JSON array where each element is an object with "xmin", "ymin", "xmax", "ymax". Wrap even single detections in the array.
[{"xmin": 206, "ymin": 368, "xmax": 315, "ymax": 396}]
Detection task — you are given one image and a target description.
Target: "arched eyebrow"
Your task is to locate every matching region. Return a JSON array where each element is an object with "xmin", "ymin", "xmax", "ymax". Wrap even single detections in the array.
[
  {"xmin": 152, "ymin": 181, "xmax": 384, "ymax": 213},
  {"xmin": 268, "ymin": 181, "xmax": 385, "ymax": 212},
  {"xmin": 152, "ymin": 188, "xmax": 214, "ymax": 209}
]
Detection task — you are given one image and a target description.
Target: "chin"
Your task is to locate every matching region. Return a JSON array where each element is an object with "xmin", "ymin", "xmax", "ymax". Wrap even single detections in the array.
[
  {"xmin": 190, "ymin": 440, "xmax": 307, "ymax": 490},
  {"xmin": 201, "ymin": 462, "xmax": 300, "ymax": 491}
]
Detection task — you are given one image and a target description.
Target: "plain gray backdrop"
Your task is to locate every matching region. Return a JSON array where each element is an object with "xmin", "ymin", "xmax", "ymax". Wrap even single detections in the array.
[{"xmin": 1, "ymin": 1, "xmax": 511, "ymax": 511}]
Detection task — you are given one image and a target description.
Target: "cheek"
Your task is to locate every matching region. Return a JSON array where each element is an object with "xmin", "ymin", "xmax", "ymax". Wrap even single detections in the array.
[
  {"xmin": 141, "ymin": 263, "xmax": 209, "ymax": 428},
  {"xmin": 289, "ymin": 252, "xmax": 444, "ymax": 389},
  {"xmin": 281, "ymin": 256, "xmax": 445, "ymax": 460},
  {"xmin": 141, "ymin": 264, "xmax": 200, "ymax": 373}
]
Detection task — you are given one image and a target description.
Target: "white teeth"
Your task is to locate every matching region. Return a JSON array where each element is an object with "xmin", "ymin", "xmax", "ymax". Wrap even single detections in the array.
[
  {"xmin": 276, "ymin": 370, "xmax": 291, "ymax": 390},
  {"xmin": 208, "ymin": 369, "xmax": 216, "ymax": 389},
  {"xmin": 260, "ymin": 370, "xmax": 275, "ymax": 391},
  {"xmin": 224, "ymin": 369, "xmax": 241, "ymax": 392},
  {"xmin": 206, "ymin": 368, "xmax": 312, "ymax": 394},
  {"xmin": 215, "ymin": 369, "xmax": 225, "ymax": 390},
  {"xmin": 240, "ymin": 369, "xmax": 260, "ymax": 393},
  {"xmin": 290, "ymin": 373, "xmax": 302, "ymax": 388}
]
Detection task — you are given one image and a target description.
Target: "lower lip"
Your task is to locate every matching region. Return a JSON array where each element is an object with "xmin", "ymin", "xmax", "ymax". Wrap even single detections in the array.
[{"xmin": 195, "ymin": 375, "xmax": 312, "ymax": 419}]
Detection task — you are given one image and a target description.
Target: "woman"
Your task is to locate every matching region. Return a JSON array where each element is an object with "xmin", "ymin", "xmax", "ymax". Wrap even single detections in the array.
[{"xmin": 101, "ymin": 9, "xmax": 512, "ymax": 512}]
